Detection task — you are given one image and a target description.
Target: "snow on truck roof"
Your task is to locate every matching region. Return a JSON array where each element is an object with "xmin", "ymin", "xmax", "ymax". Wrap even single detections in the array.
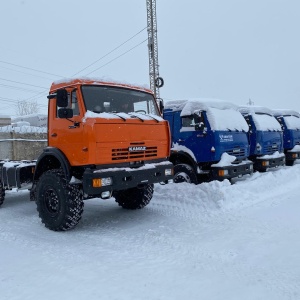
[
  {"xmin": 238, "ymin": 105, "xmax": 274, "ymax": 116},
  {"xmin": 238, "ymin": 105, "xmax": 282, "ymax": 132},
  {"xmin": 164, "ymin": 99, "xmax": 249, "ymax": 132},
  {"xmin": 272, "ymin": 109, "xmax": 300, "ymax": 130},
  {"xmin": 272, "ymin": 109, "xmax": 300, "ymax": 118},
  {"xmin": 164, "ymin": 99, "xmax": 238, "ymax": 115},
  {"xmin": 51, "ymin": 77, "xmax": 152, "ymax": 94}
]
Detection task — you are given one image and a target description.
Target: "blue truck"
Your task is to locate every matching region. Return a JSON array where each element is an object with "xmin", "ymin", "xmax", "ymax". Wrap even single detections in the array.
[
  {"xmin": 238, "ymin": 106, "xmax": 285, "ymax": 171},
  {"xmin": 272, "ymin": 109, "xmax": 300, "ymax": 166},
  {"xmin": 163, "ymin": 99, "xmax": 253, "ymax": 184}
]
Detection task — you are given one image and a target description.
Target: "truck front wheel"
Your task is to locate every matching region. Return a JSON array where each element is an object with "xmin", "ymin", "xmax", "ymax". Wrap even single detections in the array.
[
  {"xmin": 36, "ymin": 169, "xmax": 84, "ymax": 231},
  {"xmin": 173, "ymin": 163, "xmax": 198, "ymax": 184},
  {"xmin": 114, "ymin": 184, "xmax": 154, "ymax": 209}
]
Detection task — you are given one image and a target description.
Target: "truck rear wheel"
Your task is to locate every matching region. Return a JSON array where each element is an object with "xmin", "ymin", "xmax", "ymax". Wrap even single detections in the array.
[
  {"xmin": 0, "ymin": 180, "xmax": 5, "ymax": 207},
  {"xmin": 173, "ymin": 163, "xmax": 198, "ymax": 184},
  {"xmin": 36, "ymin": 169, "xmax": 84, "ymax": 231},
  {"xmin": 114, "ymin": 184, "xmax": 154, "ymax": 209}
]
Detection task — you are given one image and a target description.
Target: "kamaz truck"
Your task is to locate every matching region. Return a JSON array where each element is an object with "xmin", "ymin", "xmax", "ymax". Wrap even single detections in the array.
[
  {"xmin": 272, "ymin": 109, "xmax": 300, "ymax": 166},
  {"xmin": 238, "ymin": 106, "xmax": 285, "ymax": 171},
  {"xmin": 163, "ymin": 99, "xmax": 253, "ymax": 184},
  {"xmin": 0, "ymin": 78, "xmax": 173, "ymax": 231}
]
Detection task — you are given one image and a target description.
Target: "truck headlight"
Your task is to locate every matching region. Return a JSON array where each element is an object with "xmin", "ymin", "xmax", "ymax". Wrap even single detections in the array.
[
  {"xmin": 218, "ymin": 169, "xmax": 229, "ymax": 176},
  {"xmin": 93, "ymin": 177, "xmax": 113, "ymax": 187},
  {"xmin": 165, "ymin": 168, "xmax": 173, "ymax": 176},
  {"xmin": 262, "ymin": 161, "xmax": 269, "ymax": 167}
]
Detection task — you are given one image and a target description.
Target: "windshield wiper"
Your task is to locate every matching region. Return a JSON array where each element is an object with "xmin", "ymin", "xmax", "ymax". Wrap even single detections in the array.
[
  {"xmin": 128, "ymin": 112, "xmax": 160, "ymax": 123},
  {"xmin": 106, "ymin": 112, "xmax": 127, "ymax": 121},
  {"xmin": 128, "ymin": 113, "xmax": 144, "ymax": 122}
]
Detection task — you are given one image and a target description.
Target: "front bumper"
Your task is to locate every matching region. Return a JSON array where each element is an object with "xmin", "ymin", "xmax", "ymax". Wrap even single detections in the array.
[
  {"xmin": 82, "ymin": 161, "xmax": 173, "ymax": 196},
  {"xmin": 211, "ymin": 161, "xmax": 253, "ymax": 181},
  {"xmin": 286, "ymin": 150, "xmax": 300, "ymax": 161},
  {"xmin": 254, "ymin": 156, "xmax": 285, "ymax": 172}
]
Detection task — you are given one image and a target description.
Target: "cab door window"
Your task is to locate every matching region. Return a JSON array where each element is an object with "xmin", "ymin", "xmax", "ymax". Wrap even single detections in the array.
[
  {"xmin": 181, "ymin": 112, "xmax": 205, "ymax": 132},
  {"xmin": 71, "ymin": 90, "xmax": 79, "ymax": 116},
  {"xmin": 56, "ymin": 89, "xmax": 80, "ymax": 117}
]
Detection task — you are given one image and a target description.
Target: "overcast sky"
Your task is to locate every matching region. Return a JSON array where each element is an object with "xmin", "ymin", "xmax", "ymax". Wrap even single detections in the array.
[{"xmin": 1, "ymin": 0, "xmax": 300, "ymax": 116}]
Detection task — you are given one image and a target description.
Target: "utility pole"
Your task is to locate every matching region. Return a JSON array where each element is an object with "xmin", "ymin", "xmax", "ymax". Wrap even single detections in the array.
[
  {"xmin": 146, "ymin": 0, "xmax": 164, "ymax": 100},
  {"xmin": 247, "ymin": 98, "xmax": 254, "ymax": 106}
]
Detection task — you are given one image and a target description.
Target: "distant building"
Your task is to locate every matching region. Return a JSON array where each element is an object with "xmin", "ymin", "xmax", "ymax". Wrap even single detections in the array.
[{"xmin": 0, "ymin": 115, "xmax": 11, "ymax": 127}]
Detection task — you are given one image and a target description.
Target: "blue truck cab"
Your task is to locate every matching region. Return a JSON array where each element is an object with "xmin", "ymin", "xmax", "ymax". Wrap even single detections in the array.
[
  {"xmin": 238, "ymin": 106, "xmax": 285, "ymax": 171},
  {"xmin": 163, "ymin": 99, "xmax": 253, "ymax": 183},
  {"xmin": 272, "ymin": 109, "xmax": 300, "ymax": 166}
]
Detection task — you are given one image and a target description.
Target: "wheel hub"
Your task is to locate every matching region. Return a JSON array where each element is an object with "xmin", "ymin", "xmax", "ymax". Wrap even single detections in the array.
[
  {"xmin": 174, "ymin": 172, "xmax": 191, "ymax": 183},
  {"xmin": 44, "ymin": 189, "xmax": 59, "ymax": 215}
]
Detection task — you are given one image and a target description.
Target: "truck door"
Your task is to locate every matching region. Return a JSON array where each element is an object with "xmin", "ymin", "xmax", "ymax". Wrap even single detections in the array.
[
  {"xmin": 177, "ymin": 111, "xmax": 211, "ymax": 162},
  {"xmin": 49, "ymin": 89, "xmax": 88, "ymax": 165}
]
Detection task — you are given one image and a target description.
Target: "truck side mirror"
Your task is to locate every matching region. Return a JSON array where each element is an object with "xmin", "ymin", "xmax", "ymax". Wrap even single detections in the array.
[
  {"xmin": 56, "ymin": 89, "xmax": 68, "ymax": 107},
  {"xmin": 195, "ymin": 123, "xmax": 206, "ymax": 132},
  {"xmin": 157, "ymin": 98, "xmax": 164, "ymax": 114},
  {"xmin": 58, "ymin": 108, "xmax": 73, "ymax": 119}
]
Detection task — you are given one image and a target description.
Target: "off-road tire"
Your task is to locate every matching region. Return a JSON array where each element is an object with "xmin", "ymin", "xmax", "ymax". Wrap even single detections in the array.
[
  {"xmin": 0, "ymin": 181, "xmax": 5, "ymax": 207},
  {"xmin": 114, "ymin": 184, "xmax": 154, "ymax": 209},
  {"xmin": 36, "ymin": 169, "xmax": 84, "ymax": 231},
  {"xmin": 173, "ymin": 163, "xmax": 198, "ymax": 184}
]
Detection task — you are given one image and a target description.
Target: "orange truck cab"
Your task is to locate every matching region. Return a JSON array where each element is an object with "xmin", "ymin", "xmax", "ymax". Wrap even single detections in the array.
[{"xmin": 0, "ymin": 78, "xmax": 173, "ymax": 231}]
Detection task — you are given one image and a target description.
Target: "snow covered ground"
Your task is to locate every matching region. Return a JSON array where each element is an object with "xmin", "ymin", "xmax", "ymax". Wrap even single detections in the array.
[{"xmin": 1, "ymin": 163, "xmax": 300, "ymax": 300}]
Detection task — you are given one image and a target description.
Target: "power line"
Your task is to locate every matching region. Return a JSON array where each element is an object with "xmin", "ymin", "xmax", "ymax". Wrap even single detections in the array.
[
  {"xmin": 0, "ymin": 77, "xmax": 48, "ymax": 89},
  {"xmin": 0, "ymin": 60, "xmax": 65, "ymax": 78},
  {"xmin": 0, "ymin": 65, "xmax": 56, "ymax": 81},
  {"xmin": 72, "ymin": 27, "xmax": 147, "ymax": 76},
  {"xmin": 0, "ymin": 96, "xmax": 48, "ymax": 109},
  {"xmin": 86, "ymin": 38, "xmax": 148, "ymax": 76},
  {"xmin": 23, "ymin": 90, "xmax": 48, "ymax": 102},
  {"xmin": 0, "ymin": 83, "xmax": 45, "ymax": 93},
  {"xmin": 0, "ymin": 96, "xmax": 20, "ymax": 104}
]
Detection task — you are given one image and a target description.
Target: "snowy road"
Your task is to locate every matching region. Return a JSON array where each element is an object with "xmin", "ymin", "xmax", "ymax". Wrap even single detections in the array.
[{"xmin": 1, "ymin": 164, "xmax": 300, "ymax": 300}]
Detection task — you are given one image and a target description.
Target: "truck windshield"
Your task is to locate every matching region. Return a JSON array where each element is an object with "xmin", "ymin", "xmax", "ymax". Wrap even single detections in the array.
[{"xmin": 81, "ymin": 85, "xmax": 159, "ymax": 115}]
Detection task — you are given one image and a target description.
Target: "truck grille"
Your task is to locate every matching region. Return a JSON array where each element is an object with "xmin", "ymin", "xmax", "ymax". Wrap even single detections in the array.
[
  {"xmin": 226, "ymin": 148, "xmax": 245, "ymax": 158},
  {"xmin": 264, "ymin": 144, "xmax": 278, "ymax": 155},
  {"xmin": 112, "ymin": 146, "xmax": 158, "ymax": 161}
]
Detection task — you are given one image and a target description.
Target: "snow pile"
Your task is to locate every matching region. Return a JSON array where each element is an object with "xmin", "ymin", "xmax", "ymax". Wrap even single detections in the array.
[
  {"xmin": 211, "ymin": 152, "xmax": 237, "ymax": 167},
  {"xmin": 1, "ymin": 164, "xmax": 300, "ymax": 299},
  {"xmin": 289, "ymin": 145, "xmax": 300, "ymax": 152}
]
